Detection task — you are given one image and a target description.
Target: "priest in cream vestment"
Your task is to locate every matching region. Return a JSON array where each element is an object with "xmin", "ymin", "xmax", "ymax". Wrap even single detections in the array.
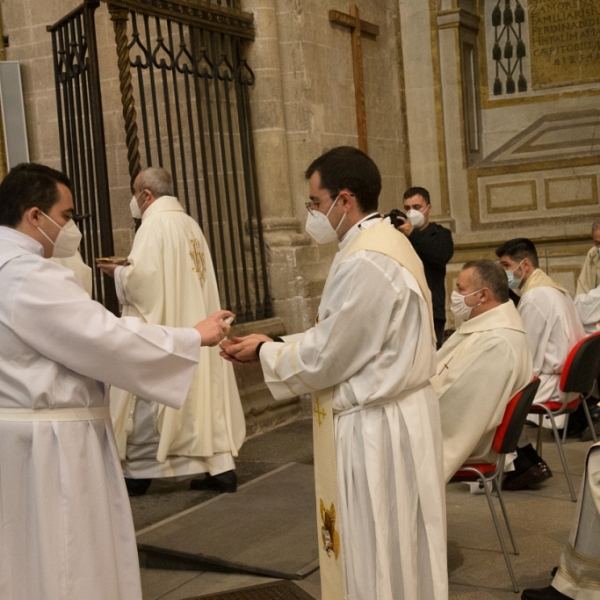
[
  {"xmin": 430, "ymin": 260, "xmax": 533, "ymax": 482},
  {"xmin": 0, "ymin": 162, "xmax": 233, "ymax": 600},
  {"xmin": 100, "ymin": 167, "xmax": 245, "ymax": 493},
  {"xmin": 574, "ymin": 221, "xmax": 600, "ymax": 335},
  {"xmin": 222, "ymin": 147, "xmax": 448, "ymax": 600}
]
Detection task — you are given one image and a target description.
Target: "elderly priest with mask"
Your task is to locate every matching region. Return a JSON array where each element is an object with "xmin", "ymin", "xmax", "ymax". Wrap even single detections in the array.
[
  {"xmin": 0, "ymin": 163, "xmax": 233, "ymax": 600},
  {"xmin": 430, "ymin": 259, "xmax": 533, "ymax": 482},
  {"xmin": 221, "ymin": 146, "xmax": 448, "ymax": 600},
  {"xmin": 98, "ymin": 167, "xmax": 245, "ymax": 497}
]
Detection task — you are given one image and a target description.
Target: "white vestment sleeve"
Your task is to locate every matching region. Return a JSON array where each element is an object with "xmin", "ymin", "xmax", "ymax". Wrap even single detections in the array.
[
  {"xmin": 519, "ymin": 297, "xmax": 554, "ymax": 377},
  {"xmin": 575, "ymin": 288, "xmax": 600, "ymax": 332},
  {"xmin": 11, "ymin": 260, "xmax": 200, "ymax": 409},
  {"xmin": 260, "ymin": 253, "xmax": 409, "ymax": 401},
  {"xmin": 113, "ymin": 265, "xmax": 129, "ymax": 306}
]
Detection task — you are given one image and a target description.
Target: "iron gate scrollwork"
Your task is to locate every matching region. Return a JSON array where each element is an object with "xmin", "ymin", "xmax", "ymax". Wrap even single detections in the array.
[
  {"xmin": 48, "ymin": 1, "xmax": 119, "ymax": 314},
  {"xmin": 106, "ymin": 0, "xmax": 271, "ymax": 323},
  {"xmin": 49, "ymin": 0, "xmax": 272, "ymax": 323}
]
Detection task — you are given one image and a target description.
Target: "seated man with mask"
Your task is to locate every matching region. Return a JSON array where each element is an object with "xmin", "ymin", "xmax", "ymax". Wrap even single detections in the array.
[
  {"xmin": 574, "ymin": 219, "xmax": 600, "ymax": 334},
  {"xmin": 430, "ymin": 259, "xmax": 533, "ymax": 482},
  {"xmin": 496, "ymin": 238, "xmax": 585, "ymax": 490},
  {"xmin": 396, "ymin": 187, "xmax": 454, "ymax": 348}
]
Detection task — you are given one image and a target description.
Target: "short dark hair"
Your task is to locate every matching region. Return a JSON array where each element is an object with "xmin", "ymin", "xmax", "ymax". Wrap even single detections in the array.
[
  {"xmin": 403, "ymin": 186, "xmax": 430, "ymax": 204},
  {"xmin": 495, "ymin": 238, "xmax": 539, "ymax": 269},
  {"xmin": 462, "ymin": 259, "xmax": 509, "ymax": 303},
  {"xmin": 0, "ymin": 163, "xmax": 72, "ymax": 227},
  {"xmin": 305, "ymin": 146, "xmax": 381, "ymax": 213}
]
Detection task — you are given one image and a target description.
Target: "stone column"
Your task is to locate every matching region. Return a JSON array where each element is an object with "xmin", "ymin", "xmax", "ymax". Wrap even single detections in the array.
[
  {"xmin": 397, "ymin": 0, "xmax": 452, "ymax": 225},
  {"xmin": 241, "ymin": 0, "xmax": 323, "ymax": 337}
]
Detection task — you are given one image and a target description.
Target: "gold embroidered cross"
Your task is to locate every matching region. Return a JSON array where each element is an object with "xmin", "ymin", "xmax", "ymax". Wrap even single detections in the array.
[
  {"xmin": 189, "ymin": 238, "xmax": 206, "ymax": 284},
  {"xmin": 314, "ymin": 396, "xmax": 327, "ymax": 426}
]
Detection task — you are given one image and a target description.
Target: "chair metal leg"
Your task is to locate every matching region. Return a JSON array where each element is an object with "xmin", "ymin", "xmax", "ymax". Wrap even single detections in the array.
[
  {"xmin": 581, "ymin": 396, "xmax": 598, "ymax": 443},
  {"xmin": 546, "ymin": 412, "xmax": 577, "ymax": 502},
  {"xmin": 536, "ymin": 414, "xmax": 543, "ymax": 456},
  {"xmin": 492, "ymin": 476, "xmax": 519, "ymax": 556},
  {"xmin": 562, "ymin": 414, "xmax": 570, "ymax": 444},
  {"xmin": 480, "ymin": 476, "xmax": 519, "ymax": 593}
]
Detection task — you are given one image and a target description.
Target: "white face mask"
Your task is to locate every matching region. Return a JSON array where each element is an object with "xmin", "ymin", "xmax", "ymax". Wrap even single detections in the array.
[
  {"xmin": 129, "ymin": 192, "xmax": 147, "ymax": 219},
  {"xmin": 406, "ymin": 208, "xmax": 425, "ymax": 229},
  {"xmin": 450, "ymin": 288, "xmax": 482, "ymax": 322},
  {"xmin": 37, "ymin": 212, "xmax": 82, "ymax": 258},
  {"xmin": 305, "ymin": 196, "xmax": 345, "ymax": 244}
]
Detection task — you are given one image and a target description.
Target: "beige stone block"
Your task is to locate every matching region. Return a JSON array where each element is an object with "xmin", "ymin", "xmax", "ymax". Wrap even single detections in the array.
[
  {"xmin": 3, "ymin": 27, "xmax": 33, "ymax": 50},
  {"xmin": 546, "ymin": 175, "xmax": 598, "ymax": 208},
  {"xmin": 250, "ymin": 36, "xmax": 283, "ymax": 71},
  {"xmin": 112, "ymin": 227, "xmax": 134, "ymax": 258}
]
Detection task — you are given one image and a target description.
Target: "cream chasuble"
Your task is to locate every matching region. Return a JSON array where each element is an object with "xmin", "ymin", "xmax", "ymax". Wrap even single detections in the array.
[
  {"xmin": 260, "ymin": 219, "xmax": 448, "ymax": 600},
  {"xmin": 553, "ymin": 442, "xmax": 600, "ymax": 599},
  {"xmin": 519, "ymin": 269, "xmax": 585, "ymax": 414},
  {"xmin": 430, "ymin": 301, "xmax": 532, "ymax": 482},
  {"xmin": 110, "ymin": 196, "xmax": 245, "ymax": 477},
  {"xmin": 575, "ymin": 246, "xmax": 600, "ymax": 334}
]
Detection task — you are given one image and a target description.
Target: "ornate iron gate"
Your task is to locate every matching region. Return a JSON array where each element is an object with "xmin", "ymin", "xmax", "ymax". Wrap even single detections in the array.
[
  {"xmin": 48, "ymin": 1, "xmax": 119, "ymax": 313},
  {"xmin": 49, "ymin": 0, "xmax": 272, "ymax": 323}
]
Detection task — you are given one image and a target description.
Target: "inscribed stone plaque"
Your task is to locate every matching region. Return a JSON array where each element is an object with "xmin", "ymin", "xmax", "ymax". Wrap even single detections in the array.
[{"xmin": 528, "ymin": 0, "xmax": 600, "ymax": 89}]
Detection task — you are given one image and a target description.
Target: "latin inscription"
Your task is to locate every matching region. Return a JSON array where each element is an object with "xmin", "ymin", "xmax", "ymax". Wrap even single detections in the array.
[{"xmin": 528, "ymin": 0, "xmax": 600, "ymax": 89}]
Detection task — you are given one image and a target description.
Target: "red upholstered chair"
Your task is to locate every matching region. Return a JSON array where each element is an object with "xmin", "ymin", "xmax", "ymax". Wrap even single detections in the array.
[
  {"xmin": 529, "ymin": 331, "xmax": 600, "ymax": 502},
  {"xmin": 450, "ymin": 378, "xmax": 541, "ymax": 594}
]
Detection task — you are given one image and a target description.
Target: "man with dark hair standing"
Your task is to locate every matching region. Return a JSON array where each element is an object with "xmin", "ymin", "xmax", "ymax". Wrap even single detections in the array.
[
  {"xmin": 0, "ymin": 163, "xmax": 232, "ymax": 600},
  {"xmin": 397, "ymin": 186, "xmax": 454, "ymax": 348},
  {"xmin": 496, "ymin": 238, "xmax": 585, "ymax": 490},
  {"xmin": 431, "ymin": 259, "xmax": 533, "ymax": 481},
  {"xmin": 574, "ymin": 218, "xmax": 600, "ymax": 334},
  {"xmin": 221, "ymin": 147, "xmax": 448, "ymax": 600}
]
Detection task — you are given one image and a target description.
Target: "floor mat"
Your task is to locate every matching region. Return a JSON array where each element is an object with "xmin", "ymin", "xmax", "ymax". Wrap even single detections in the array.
[
  {"xmin": 137, "ymin": 463, "xmax": 319, "ymax": 579},
  {"xmin": 184, "ymin": 580, "xmax": 316, "ymax": 599}
]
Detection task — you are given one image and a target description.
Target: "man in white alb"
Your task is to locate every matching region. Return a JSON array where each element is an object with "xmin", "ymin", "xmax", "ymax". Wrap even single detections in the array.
[
  {"xmin": 98, "ymin": 167, "xmax": 245, "ymax": 496},
  {"xmin": 0, "ymin": 163, "xmax": 232, "ymax": 600},
  {"xmin": 431, "ymin": 259, "xmax": 533, "ymax": 482},
  {"xmin": 574, "ymin": 219, "xmax": 600, "ymax": 334},
  {"xmin": 221, "ymin": 147, "xmax": 448, "ymax": 600},
  {"xmin": 496, "ymin": 238, "xmax": 585, "ymax": 490}
]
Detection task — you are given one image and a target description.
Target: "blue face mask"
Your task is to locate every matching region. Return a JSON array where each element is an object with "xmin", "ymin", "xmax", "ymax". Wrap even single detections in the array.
[{"xmin": 506, "ymin": 260, "xmax": 524, "ymax": 291}]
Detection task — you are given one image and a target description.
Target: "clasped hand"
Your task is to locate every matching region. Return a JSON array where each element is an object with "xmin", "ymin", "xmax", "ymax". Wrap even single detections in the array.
[{"xmin": 220, "ymin": 333, "xmax": 273, "ymax": 364}]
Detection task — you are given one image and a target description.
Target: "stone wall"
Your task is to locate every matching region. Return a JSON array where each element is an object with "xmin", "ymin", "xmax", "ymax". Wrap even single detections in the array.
[
  {"xmin": 406, "ymin": 0, "xmax": 600, "ymax": 329},
  {"xmin": 241, "ymin": 0, "xmax": 408, "ymax": 335}
]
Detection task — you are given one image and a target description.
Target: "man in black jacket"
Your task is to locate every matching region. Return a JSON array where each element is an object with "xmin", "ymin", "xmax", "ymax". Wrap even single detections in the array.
[{"xmin": 397, "ymin": 187, "xmax": 454, "ymax": 348}]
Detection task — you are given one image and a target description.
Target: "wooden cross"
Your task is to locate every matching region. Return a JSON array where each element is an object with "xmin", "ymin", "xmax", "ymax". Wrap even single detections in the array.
[
  {"xmin": 313, "ymin": 396, "xmax": 327, "ymax": 426},
  {"xmin": 329, "ymin": 5, "xmax": 379, "ymax": 154}
]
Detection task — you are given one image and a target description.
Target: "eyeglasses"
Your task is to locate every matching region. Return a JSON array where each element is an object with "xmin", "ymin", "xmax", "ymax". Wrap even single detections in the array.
[
  {"xmin": 305, "ymin": 195, "xmax": 338, "ymax": 216},
  {"xmin": 304, "ymin": 200, "xmax": 321, "ymax": 215}
]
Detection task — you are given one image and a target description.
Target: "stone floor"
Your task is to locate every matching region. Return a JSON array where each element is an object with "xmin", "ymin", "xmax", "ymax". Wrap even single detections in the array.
[{"xmin": 132, "ymin": 419, "xmax": 592, "ymax": 600}]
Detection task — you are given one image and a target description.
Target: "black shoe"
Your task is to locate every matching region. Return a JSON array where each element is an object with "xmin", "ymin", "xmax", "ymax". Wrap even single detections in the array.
[
  {"xmin": 125, "ymin": 478, "xmax": 151, "ymax": 497},
  {"xmin": 190, "ymin": 470, "xmax": 237, "ymax": 493},
  {"xmin": 521, "ymin": 585, "xmax": 572, "ymax": 599},
  {"xmin": 502, "ymin": 460, "xmax": 553, "ymax": 491}
]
